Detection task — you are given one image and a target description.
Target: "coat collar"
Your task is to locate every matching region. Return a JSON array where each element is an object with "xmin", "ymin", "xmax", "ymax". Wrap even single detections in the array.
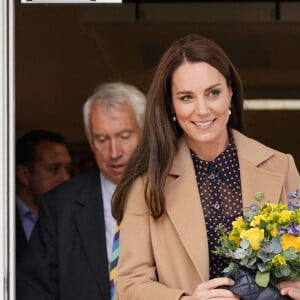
[
  {"xmin": 169, "ymin": 129, "xmax": 275, "ymax": 175},
  {"xmin": 231, "ymin": 129, "xmax": 285, "ymax": 208},
  {"xmin": 165, "ymin": 130, "xmax": 284, "ymax": 282},
  {"xmin": 231, "ymin": 129, "xmax": 274, "ymax": 167}
]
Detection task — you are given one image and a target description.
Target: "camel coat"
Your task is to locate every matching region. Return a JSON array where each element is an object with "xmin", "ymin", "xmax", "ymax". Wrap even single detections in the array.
[{"xmin": 115, "ymin": 130, "xmax": 300, "ymax": 300}]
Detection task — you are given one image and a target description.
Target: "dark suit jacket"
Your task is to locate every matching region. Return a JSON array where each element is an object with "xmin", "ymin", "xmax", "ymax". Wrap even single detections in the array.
[
  {"xmin": 15, "ymin": 207, "xmax": 28, "ymax": 264},
  {"xmin": 17, "ymin": 167, "xmax": 110, "ymax": 300}
]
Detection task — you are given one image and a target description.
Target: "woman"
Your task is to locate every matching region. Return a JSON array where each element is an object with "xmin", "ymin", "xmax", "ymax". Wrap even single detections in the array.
[{"xmin": 112, "ymin": 34, "xmax": 300, "ymax": 299}]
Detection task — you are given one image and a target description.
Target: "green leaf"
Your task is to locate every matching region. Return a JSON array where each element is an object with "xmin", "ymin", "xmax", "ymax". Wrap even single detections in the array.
[
  {"xmin": 233, "ymin": 248, "xmax": 247, "ymax": 259},
  {"xmin": 245, "ymin": 246, "xmax": 253, "ymax": 256},
  {"xmin": 271, "ymin": 237, "xmax": 282, "ymax": 254},
  {"xmin": 255, "ymin": 192, "xmax": 265, "ymax": 202},
  {"xmin": 262, "ymin": 242, "xmax": 273, "ymax": 254},
  {"xmin": 284, "ymin": 247, "xmax": 298, "ymax": 261},
  {"xmin": 224, "ymin": 263, "xmax": 237, "ymax": 273},
  {"xmin": 279, "ymin": 265, "xmax": 292, "ymax": 277},
  {"xmin": 240, "ymin": 238, "xmax": 250, "ymax": 250},
  {"xmin": 257, "ymin": 262, "xmax": 268, "ymax": 272},
  {"xmin": 255, "ymin": 271, "xmax": 270, "ymax": 287},
  {"xmin": 247, "ymin": 257, "xmax": 257, "ymax": 267},
  {"xmin": 240, "ymin": 258, "xmax": 249, "ymax": 266},
  {"xmin": 257, "ymin": 250, "xmax": 269, "ymax": 263},
  {"xmin": 260, "ymin": 219, "xmax": 267, "ymax": 229}
]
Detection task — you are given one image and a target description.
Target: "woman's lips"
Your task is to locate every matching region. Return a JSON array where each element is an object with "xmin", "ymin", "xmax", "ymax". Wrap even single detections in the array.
[{"xmin": 193, "ymin": 119, "xmax": 215, "ymax": 127}]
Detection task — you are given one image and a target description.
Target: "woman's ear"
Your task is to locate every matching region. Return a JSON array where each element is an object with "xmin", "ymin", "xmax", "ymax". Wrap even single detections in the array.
[
  {"xmin": 228, "ymin": 84, "xmax": 233, "ymax": 100},
  {"xmin": 16, "ymin": 165, "xmax": 31, "ymax": 186}
]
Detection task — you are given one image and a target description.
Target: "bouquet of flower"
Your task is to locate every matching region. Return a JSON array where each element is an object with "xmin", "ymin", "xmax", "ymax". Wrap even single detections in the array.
[{"xmin": 215, "ymin": 189, "xmax": 300, "ymax": 291}]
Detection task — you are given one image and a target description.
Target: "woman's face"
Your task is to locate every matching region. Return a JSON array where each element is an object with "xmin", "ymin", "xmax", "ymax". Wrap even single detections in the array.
[{"xmin": 171, "ymin": 61, "xmax": 232, "ymax": 151}]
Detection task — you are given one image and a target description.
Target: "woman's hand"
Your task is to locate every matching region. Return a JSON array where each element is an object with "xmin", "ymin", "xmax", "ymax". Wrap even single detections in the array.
[
  {"xmin": 277, "ymin": 280, "xmax": 300, "ymax": 299},
  {"xmin": 180, "ymin": 277, "xmax": 239, "ymax": 299}
]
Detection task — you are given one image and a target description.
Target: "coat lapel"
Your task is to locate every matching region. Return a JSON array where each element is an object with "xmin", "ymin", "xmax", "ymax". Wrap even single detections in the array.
[
  {"xmin": 233, "ymin": 130, "xmax": 285, "ymax": 207},
  {"xmin": 165, "ymin": 138, "xmax": 209, "ymax": 282},
  {"xmin": 74, "ymin": 169, "xmax": 110, "ymax": 300},
  {"xmin": 239, "ymin": 158, "xmax": 284, "ymax": 207}
]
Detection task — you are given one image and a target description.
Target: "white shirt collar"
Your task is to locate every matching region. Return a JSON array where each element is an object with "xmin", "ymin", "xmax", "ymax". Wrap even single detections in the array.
[{"xmin": 100, "ymin": 172, "xmax": 117, "ymax": 266}]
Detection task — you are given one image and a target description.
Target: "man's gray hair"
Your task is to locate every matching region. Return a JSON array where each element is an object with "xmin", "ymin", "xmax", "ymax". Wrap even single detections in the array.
[{"xmin": 83, "ymin": 82, "xmax": 146, "ymax": 137}]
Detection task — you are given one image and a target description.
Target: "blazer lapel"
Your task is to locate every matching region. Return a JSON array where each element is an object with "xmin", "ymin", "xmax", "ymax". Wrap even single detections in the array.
[
  {"xmin": 74, "ymin": 170, "xmax": 110, "ymax": 300},
  {"xmin": 165, "ymin": 138, "xmax": 210, "ymax": 282}
]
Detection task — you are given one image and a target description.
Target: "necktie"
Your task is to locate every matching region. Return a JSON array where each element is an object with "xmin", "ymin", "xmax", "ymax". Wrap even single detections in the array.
[{"xmin": 109, "ymin": 225, "xmax": 120, "ymax": 300}]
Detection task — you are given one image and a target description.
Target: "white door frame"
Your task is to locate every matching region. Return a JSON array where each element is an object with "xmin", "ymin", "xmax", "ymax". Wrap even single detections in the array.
[{"xmin": 1, "ymin": 0, "xmax": 15, "ymax": 299}]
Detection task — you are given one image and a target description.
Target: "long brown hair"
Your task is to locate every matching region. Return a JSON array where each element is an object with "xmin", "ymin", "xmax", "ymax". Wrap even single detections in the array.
[{"xmin": 112, "ymin": 34, "xmax": 244, "ymax": 223}]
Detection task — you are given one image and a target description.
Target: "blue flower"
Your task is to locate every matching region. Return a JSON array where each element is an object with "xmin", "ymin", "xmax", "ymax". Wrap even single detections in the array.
[
  {"xmin": 287, "ymin": 223, "xmax": 300, "ymax": 236},
  {"xmin": 280, "ymin": 227, "xmax": 288, "ymax": 235},
  {"xmin": 288, "ymin": 202, "xmax": 295, "ymax": 211},
  {"xmin": 288, "ymin": 189, "xmax": 300, "ymax": 200},
  {"xmin": 249, "ymin": 205, "xmax": 258, "ymax": 212}
]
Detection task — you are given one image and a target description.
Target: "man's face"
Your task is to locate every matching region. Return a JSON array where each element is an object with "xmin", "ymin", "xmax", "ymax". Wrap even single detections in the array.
[
  {"xmin": 29, "ymin": 141, "xmax": 72, "ymax": 199},
  {"xmin": 87, "ymin": 103, "xmax": 142, "ymax": 184}
]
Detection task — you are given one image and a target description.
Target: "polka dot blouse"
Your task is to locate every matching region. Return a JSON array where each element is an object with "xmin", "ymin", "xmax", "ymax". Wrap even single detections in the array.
[{"xmin": 191, "ymin": 135, "xmax": 242, "ymax": 279}]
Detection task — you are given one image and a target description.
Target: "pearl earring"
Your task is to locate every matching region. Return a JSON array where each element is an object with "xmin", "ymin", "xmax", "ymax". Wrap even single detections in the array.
[{"xmin": 172, "ymin": 115, "xmax": 177, "ymax": 122}]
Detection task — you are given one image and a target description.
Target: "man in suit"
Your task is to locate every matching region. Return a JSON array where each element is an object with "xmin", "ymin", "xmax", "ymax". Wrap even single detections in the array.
[
  {"xmin": 15, "ymin": 130, "xmax": 72, "ymax": 263},
  {"xmin": 16, "ymin": 82, "xmax": 146, "ymax": 300}
]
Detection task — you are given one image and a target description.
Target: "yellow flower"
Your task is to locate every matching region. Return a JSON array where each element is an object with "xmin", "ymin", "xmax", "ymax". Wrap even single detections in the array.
[
  {"xmin": 282, "ymin": 234, "xmax": 300, "ymax": 251},
  {"xmin": 271, "ymin": 254, "xmax": 287, "ymax": 266},
  {"xmin": 240, "ymin": 228, "xmax": 264, "ymax": 250},
  {"xmin": 278, "ymin": 202, "xmax": 288, "ymax": 210},
  {"xmin": 267, "ymin": 202, "xmax": 286, "ymax": 211},
  {"xmin": 278, "ymin": 210, "xmax": 293, "ymax": 224},
  {"xmin": 266, "ymin": 211, "xmax": 280, "ymax": 223},
  {"xmin": 250, "ymin": 215, "xmax": 267, "ymax": 227},
  {"xmin": 266, "ymin": 203, "xmax": 277, "ymax": 210},
  {"xmin": 270, "ymin": 224, "xmax": 279, "ymax": 238},
  {"xmin": 228, "ymin": 232, "xmax": 241, "ymax": 246},
  {"xmin": 232, "ymin": 216, "xmax": 245, "ymax": 231},
  {"xmin": 262, "ymin": 204, "xmax": 273, "ymax": 216}
]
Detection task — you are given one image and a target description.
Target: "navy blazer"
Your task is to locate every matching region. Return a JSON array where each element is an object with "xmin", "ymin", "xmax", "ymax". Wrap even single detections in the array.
[{"xmin": 17, "ymin": 167, "xmax": 110, "ymax": 300}]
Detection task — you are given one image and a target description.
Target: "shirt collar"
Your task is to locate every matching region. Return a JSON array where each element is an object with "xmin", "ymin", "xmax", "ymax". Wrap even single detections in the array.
[
  {"xmin": 16, "ymin": 195, "xmax": 37, "ymax": 221},
  {"xmin": 100, "ymin": 172, "xmax": 116, "ymax": 201},
  {"xmin": 190, "ymin": 135, "xmax": 238, "ymax": 182}
]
